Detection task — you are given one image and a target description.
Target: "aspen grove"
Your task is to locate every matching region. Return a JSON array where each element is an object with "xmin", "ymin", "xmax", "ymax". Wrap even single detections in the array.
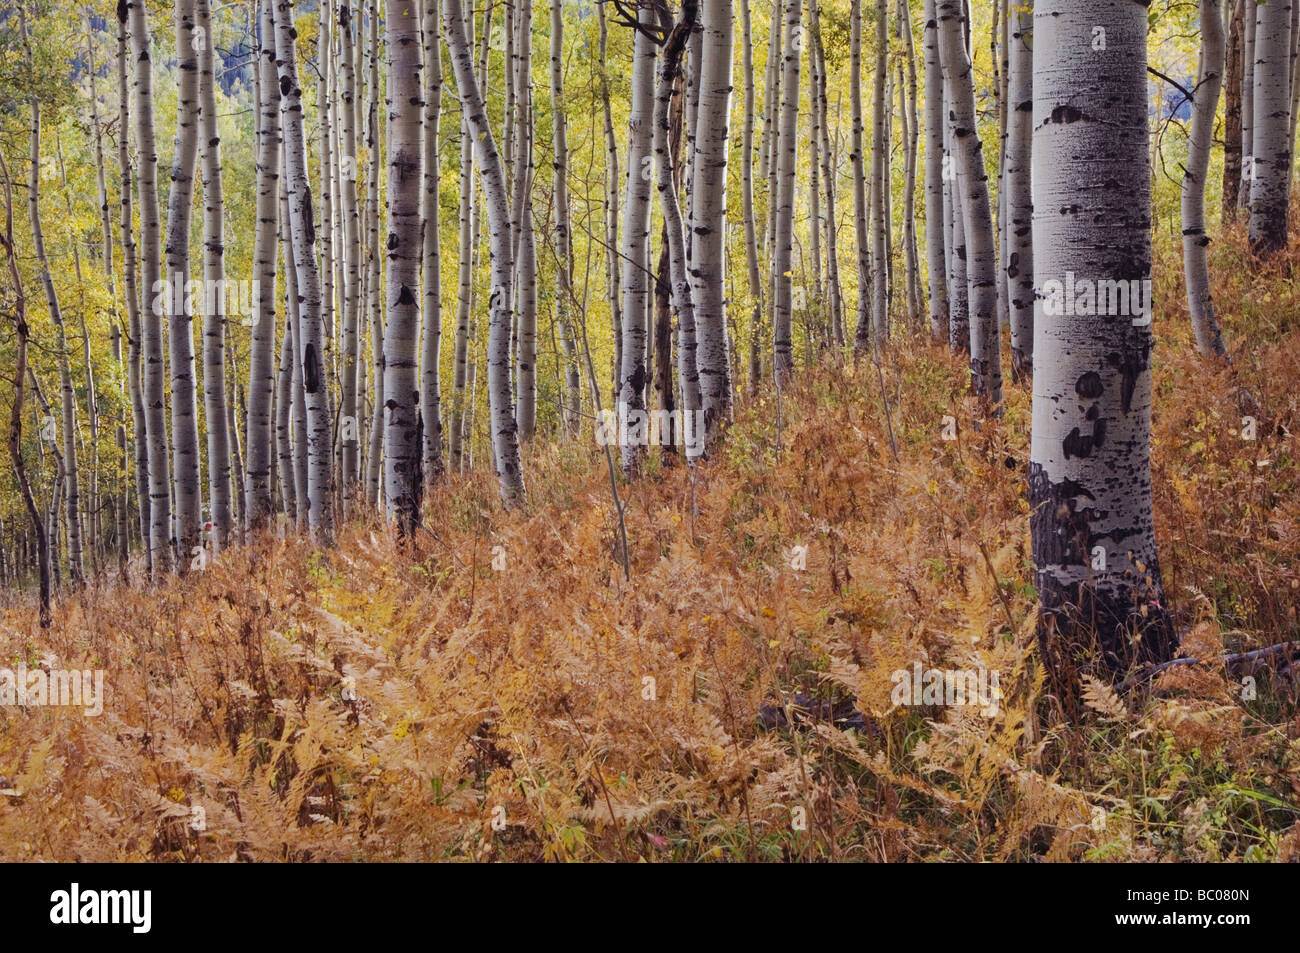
[{"xmin": 2, "ymin": 0, "xmax": 1300, "ymax": 863}]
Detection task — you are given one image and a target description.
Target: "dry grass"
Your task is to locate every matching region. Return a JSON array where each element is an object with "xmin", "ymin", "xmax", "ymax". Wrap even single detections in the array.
[{"xmin": 2, "ymin": 221, "xmax": 1299, "ymax": 861}]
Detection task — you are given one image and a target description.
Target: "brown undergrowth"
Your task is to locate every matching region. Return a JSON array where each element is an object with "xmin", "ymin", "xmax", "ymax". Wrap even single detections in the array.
[{"xmin": 2, "ymin": 225, "xmax": 1300, "ymax": 860}]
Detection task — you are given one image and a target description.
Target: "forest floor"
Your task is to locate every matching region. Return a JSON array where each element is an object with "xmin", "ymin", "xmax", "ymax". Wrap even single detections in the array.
[{"xmin": 2, "ymin": 222, "xmax": 1300, "ymax": 861}]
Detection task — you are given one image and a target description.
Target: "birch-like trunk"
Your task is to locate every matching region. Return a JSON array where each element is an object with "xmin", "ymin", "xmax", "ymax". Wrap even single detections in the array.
[
  {"xmin": 339, "ymin": 2, "xmax": 362, "ymax": 501},
  {"xmin": 811, "ymin": 0, "xmax": 843, "ymax": 347},
  {"xmin": 618, "ymin": 3, "xmax": 656, "ymax": 474},
  {"xmin": 421, "ymin": 0, "xmax": 444, "ymax": 480},
  {"xmin": 116, "ymin": 2, "xmax": 149, "ymax": 563},
  {"xmin": 899, "ymin": 0, "xmax": 921, "ymax": 330},
  {"xmin": 275, "ymin": 0, "xmax": 335, "ymax": 541},
  {"xmin": 741, "ymin": 0, "xmax": 764, "ymax": 371},
  {"xmin": 937, "ymin": 0, "xmax": 1001, "ymax": 404},
  {"xmin": 196, "ymin": 0, "xmax": 232, "ymax": 547},
  {"xmin": 1222, "ymin": 0, "xmax": 1243, "ymax": 219},
  {"xmin": 598, "ymin": 3, "xmax": 622, "ymax": 406},
  {"xmin": 511, "ymin": 0, "xmax": 537, "ymax": 443},
  {"xmin": 772, "ymin": 0, "xmax": 803, "ymax": 380},
  {"xmin": 1031, "ymin": 0, "xmax": 1175, "ymax": 680},
  {"xmin": 381, "ymin": 0, "xmax": 425, "ymax": 532},
  {"xmin": 693, "ymin": 0, "xmax": 735, "ymax": 448},
  {"xmin": 1239, "ymin": 2, "xmax": 1255, "ymax": 212},
  {"xmin": 922, "ymin": 0, "xmax": 948, "ymax": 342},
  {"xmin": 656, "ymin": 0, "xmax": 702, "ymax": 459},
  {"xmin": 444, "ymin": 0, "xmax": 525, "ymax": 505},
  {"xmin": 1248, "ymin": 0, "xmax": 1293, "ymax": 256},
  {"xmin": 868, "ymin": 0, "xmax": 888, "ymax": 348},
  {"xmin": 1005, "ymin": 0, "xmax": 1033, "ymax": 380},
  {"xmin": 246, "ymin": 0, "xmax": 282, "ymax": 528},
  {"xmin": 23, "ymin": 44, "xmax": 84, "ymax": 585},
  {"xmin": 1183, "ymin": 0, "xmax": 1230, "ymax": 357},
  {"xmin": 128, "ymin": 0, "xmax": 172, "ymax": 573},
  {"xmin": 448, "ymin": 1, "xmax": 478, "ymax": 471},
  {"xmin": 850, "ymin": 0, "xmax": 872, "ymax": 352},
  {"xmin": 549, "ymin": 0, "xmax": 581, "ymax": 436}
]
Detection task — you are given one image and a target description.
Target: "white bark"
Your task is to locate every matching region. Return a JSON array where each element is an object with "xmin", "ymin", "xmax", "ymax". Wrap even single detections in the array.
[
  {"xmin": 444, "ymin": 0, "xmax": 525, "ymax": 505},
  {"xmin": 1248, "ymin": 0, "xmax": 1293, "ymax": 255},
  {"xmin": 275, "ymin": 0, "xmax": 335, "ymax": 541},
  {"xmin": 1005, "ymin": 0, "xmax": 1033, "ymax": 379},
  {"xmin": 1183, "ymin": 0, "xmax": 1230, "ymax": 357},
  {"xmin": 922, "ymin": 0, "xmax": 948, "ymax": 342},
  {"xmin": 938, "ymin": 0, "xmax": 1001, "ymax": 404},
  {"xmin": 693, "ymin": 0, "xmax": 735, "ymax": 447},
  {"xmin": 1030, "ymin": 0, "xmax": 1174, "ymax": 670},
  {"xmin": 772, "ymin": 0, "xmax": 803, "ymax": 380}
]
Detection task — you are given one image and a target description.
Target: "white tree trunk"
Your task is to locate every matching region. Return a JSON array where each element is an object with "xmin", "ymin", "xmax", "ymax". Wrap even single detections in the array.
[
  {"xmin": 275, "ymin": 0, "xmax": 335, "ymax": 542},
  {"xmin": 549, "ymin": 0, "xmax": 581, "ymax": 436},
  {"xmin": 247, "ymin": 0, "xmax": 282, "ymax": 528},
  {"xmin": 128, "ymin": 0, "xmax": 172, "ymax": 573},
  {"xmin": 1005, "ymin": 0, "xmax": 1033, "ymax": 379},
  {"xmin": 164, "ymin": 0, "xmax": 203, "ymax": 567},
  {"xmin": 1248, "ymin": 0, "xmax": 1293, "ymax": 255},
  {"xmin": 922, "ymin": 0, "xmax": 948, "ymax": 342},
  {"xmin": 381, "ymin": 0, "xmax": 425, "ymax": 531},
  {"xmin": 196, "ymin": 0, "xmax": 232, "ymax": 547},
  {"xmin": 1031, "ymin": 0, "xmax": 1175, "ymax": 675},
  {"xmin": 938, "ymin": 0, "xmax": 1002, "ymax": 404},
  {"xmin": 772, "ymin": 0, "xmax": 803, "ymax": 380},
  {"xmin": 444, "ymin": 0, "xmax": 525, "ymax": 504},
  {"xmin": 693, "ymin": 0, "xmax": 735, "ymax": 448},
  {"xmin": 618, "ymin": 4, "xmax": 656, "ymax": 474},
  {"xmin": 1183, "ymin": 0, "xmax": 1230, "ymax": 357}
]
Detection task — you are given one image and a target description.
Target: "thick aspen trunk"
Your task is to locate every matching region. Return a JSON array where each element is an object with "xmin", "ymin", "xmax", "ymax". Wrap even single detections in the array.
[{"xmin": 1031, "ymin": 0, "xmax": 1175, "ymax": 685}]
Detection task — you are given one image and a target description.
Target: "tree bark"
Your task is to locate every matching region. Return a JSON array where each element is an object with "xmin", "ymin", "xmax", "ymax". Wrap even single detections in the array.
[
  {"xmin": 444, "ymin": 0, "xmax": 525, "ymax": 504},
  {"xmin": 247, "ymin": 0, "xmax": 282, "ymax": 529},
  {"xmin": 1183, "ymin": 0, "xmax": 1231, "ymax": 358},
  {"xmin": 693, "ymin": 0, "xmax": 735, "ymax": 449},
  {"xmin": 1248, "ymin": 0, "xmax": 1293, "ymax": 256},
  {"xmin": 922, "ymin": 0, "xmax": 948, "ymax": 342},
  {"xmin": 937, "ymin": 0, "xmax": 1001, "ymax": 404},
  {"xmin": 1031, "ymin": 0, "xmax": 1175, "ymax": 686},
  {"xmin": 1005, "ymin": 0, "xmax": 1033, "ymax": 380},
  {"xmin": 275, "ymin": 0, "xmax": 336, "ymax": 541},
  {"xmin": 772, "ymin": 0, "xmax": 803, "ymax": 380}
]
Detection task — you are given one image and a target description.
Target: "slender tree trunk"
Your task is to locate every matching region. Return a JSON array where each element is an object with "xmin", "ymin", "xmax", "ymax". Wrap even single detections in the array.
[
  {"xmin": 116, "ymin": 2, "xmax": 150, "ymax": 566},
  {"xmin": 618, "ymin": 3, "xmax": 656, "ymax": 475},
  {"xmin": 511, "ymin": 0, "xmax": 537, "ymax": 443},
  {"xmin": 21, "ymin": 8, "xmax": 84, "ymax": 586},
  {"xmin": 449, "ymin": 0, "xmax": 479, "ymax": 471},
  {"xmin": 549, "ymin": 0, "xmax": 581, "ymax": 436},
  {"xmin": 1239, "ymin": 1, "xmax": 1255, "ymax": 212},
  {"xmin": 365, "ymin": 2, "xmax": 384, "ymax": 507},
  {"xmin": 922, "ymin": 0, "xmax": 948, "ymax": 342},
  {"xmin": 1248, "ymin": 0, "xmax": 1293, "ymax": 256},
  {"xmin": 247, "ymin": 0, "xmax": 282, "ymax": 529},
  {"xmin": 196, "ymin": 0, "xmax": 232, "ymax": 548},
  {"xmin": 1005, "ymin": 0, "xmax": 1033, "ymax": 380},
  {"xmin": 598, "ymin": 2, "xmax": 622, "ymax": 407},
  {"xmin": 868, "ymin": 0, "xmax": 888, "ymax": 348},
  {"xmin": 1031, "ymin": 0, "xmax": 1175, "ymax": 687},
  {"xmin": 772, "ymin": 0, "xmax": 803, "ymax": 380},
  {"xmin": 693, "ymin": 0, "xmax": 735, "ymax": 448},
  {"xmin": 850, "ymin": 0, "xmax": 872, "ymax": 352},
  {"xmin": 276, "ymin": 0, "xmax": 336, "ymax": 541},
  {"xmin": 656, "ymin": 0, "xmax": 702, "ymax": 460},
  {"xmin": 1222, "ymin": 0, "xmax": 1243, "ymax": 220},
  {"xmin": 740, "ymin": 0, "xmax": 765, "ymax": 373},
  {"xmin": 812, "ymin": 0, "xmax": 843, "ymax": 348},
  {"xmin": 445, "ymin": 0, "xmax": 525, "ymax": 504},
  {"xmin": 899, "ymin": 0, "xmax": 921, "ymax": 331},
  {"xmin": 338, "ymin": 2, "xmax": 362, "ymax": 504},
  {"xmin": 1184, "ymin": 0, "xmax": 1231, "ymax": 358},
  {"xmin": 938, "ymin": 0, "xmax": 1001, "ymax": 405},
  {"xmin": 1, "ymin": 151, "xmax": 51, "ymax": 626}
]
